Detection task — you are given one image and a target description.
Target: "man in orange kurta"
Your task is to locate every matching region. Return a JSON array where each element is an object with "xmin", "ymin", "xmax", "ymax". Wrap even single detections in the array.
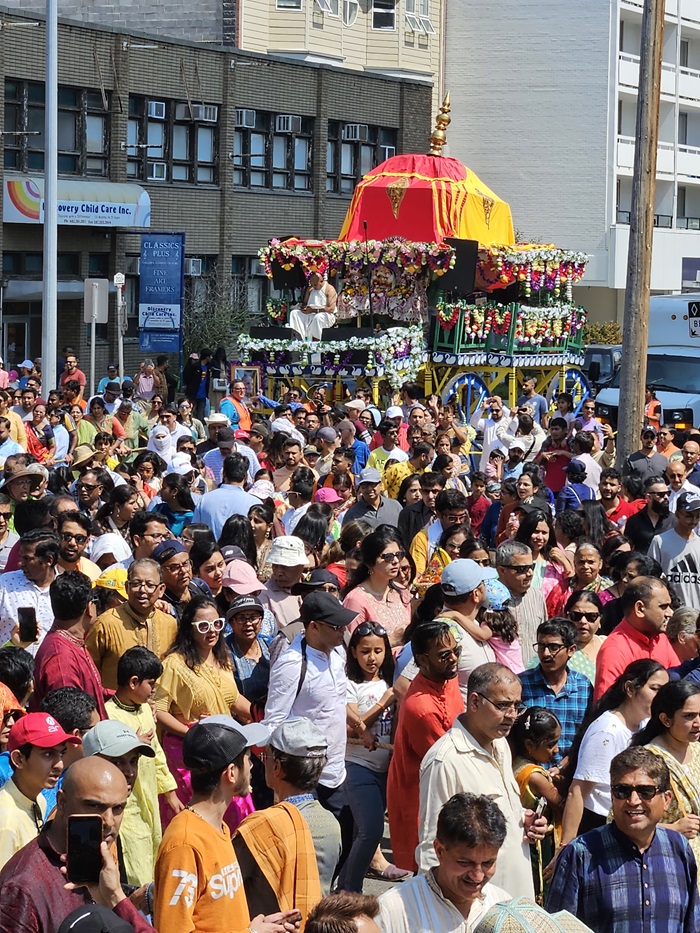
[{"xmin": 387, "ymin": 621, "xmax": 465, "ymax": 872}]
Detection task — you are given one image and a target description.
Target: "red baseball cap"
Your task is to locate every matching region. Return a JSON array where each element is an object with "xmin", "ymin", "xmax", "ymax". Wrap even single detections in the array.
[{"xmin": 8, "ymin": 712, "xmax": 81, "ymax": 752}]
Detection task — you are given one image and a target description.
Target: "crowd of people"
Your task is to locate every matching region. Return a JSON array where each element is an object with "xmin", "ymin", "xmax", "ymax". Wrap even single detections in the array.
[{"xmin": 0, "ymin": 355, "xmax": 700, "ymax": 932}]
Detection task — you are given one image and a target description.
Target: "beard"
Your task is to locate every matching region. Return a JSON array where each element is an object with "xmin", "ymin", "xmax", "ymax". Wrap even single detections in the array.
[{"xmin": 651, "ymin": 500, "xmax": 670, "ymax": 518}]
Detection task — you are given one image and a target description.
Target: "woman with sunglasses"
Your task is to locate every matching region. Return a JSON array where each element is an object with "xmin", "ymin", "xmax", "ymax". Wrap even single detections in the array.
[
  {"xmin": 343, "ymin": 526, "xmax": 412, "ymax": 648},
  {"xmin": 632, "ymin": 680, "xmax": 700, "ymax": 872},
  {"xmin": 565, "ymin": 590, "xmax": 605, "ymax": 684},
  {"xmin": 339, "ymin": 621, "xmax": 410, "ymax": 890},
  {"xmin": 155, "ymin": 595, "xmax": 253, "ymax": 829},
  {"xmin": 146, "ymin": 394, "xmax": 164, "ymax": 429},
  {"xmin": 176, "ymin": 398, "xmax": 206, "ymax": 444},
  {"xmin": 554, "ymin": 659, "xmax": 668, "ymax": 858}
]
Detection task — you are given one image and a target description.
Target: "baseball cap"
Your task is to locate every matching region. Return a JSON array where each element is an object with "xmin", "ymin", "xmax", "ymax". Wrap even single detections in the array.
[
  {"xmin": 82, "ymin": 721, "xmax": 156, "ymax": 759},
  {"xmin": 250, "ymin": 422, "xmax": 270, "ymax": 439},
  {"xmin": 314, "ymin": 487, "xmax": 343, "ymax": 504},
  {"xmin": 299, "ymin": 591, "xmax": 357, "ymax": 628},
  {"xmin": 220, "ymin": 545, "xmax": 247, "ymax": 564},
  {"xmin": 358, "ymin": 467, "xmax": 382, "ymax": 485},
  {"xmin": 304, "ymin": 445, "xmax": 320, "ymax": 457},
  {"xmin": 268, "ymin": 717, "xmax": 329, "ymax": 759},
  {"xmin": 486, "ymin": 482, "xmax": 501, "ymax": 495},
  {"xmin": 217, "ymin": 427, "xmax": 236, "ymax": 446},
  {"xmin": 564, "ymin": 459, "xmax": 587, "ymax": 475},
  {"xmin": 19, "ymin": 359, "xmax": 34, "ymax": 369},
  {"xmin": 316, "ymin": 427, "xmax": 338, "ymax": 444},
  {"xmin": 483, "ymin": 578, "xmax": 512, "ymax": 611},
  {"xmin": 167, "ymin": 453, "xmax": 197, "ymax": 476},
  {"xmin": 441, "ymin": 558, "xmax": 497, "ymax": 597},
  {"xmin": 268, "ymin": 536, "xmax": 310, "ymax": 567},
  {"xmin": 641, "ymin": 425, "xmax": 658, "ymax": 436},
  {"xmin": 94, "ymin": 567, "xmax": 128, "ymax": 600},
  {"xmin": 345, "ymin": 399, "xmax": 366, "ymax": 412},
  {"xmin": 291, "ymin": 568, "xmax": 341, "ymax": 595},
  {"xmin": 222, "ymin": 558, "xmax": 265, "ymax": 594},
  {"xmin": 386, "ymin": 406, "xmax": 403, "ymax": 419},
  {"xmin": 234, "ymin": 430, "xmax": 251, "ymax": 441},
  {"xmin": 249, "ymin": 479, "xmax": 276, "ymax": 501},
  {"xmin": 677, "ymin": 490, "xmax": 700, "ymax": 512},
  {"xmin": 509, "ymin": 438, "xmax": 530, "ymax": 452},
  {"xmin": 226, "ymin": 595, "xmax": 264, "ymax": 621},
  {"xmin": 183, "ymin": 716, "xmax": 269, "ymax": 773},
  {"xmin": 8, "ymin": 712, "xmax": 81, "ymax": 752},
  {"xmin": 58, "ymin": 905, "xmax": 135, "ymax": 933},
  {"xmin": 151, "ymin": 540, "xmax": 188, "ymax": 563}
]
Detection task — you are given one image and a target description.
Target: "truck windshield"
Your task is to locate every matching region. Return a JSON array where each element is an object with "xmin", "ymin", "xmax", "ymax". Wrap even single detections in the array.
[{"xmin": 609, "ymin": 356, "xmax": 699, "ymax": 393}]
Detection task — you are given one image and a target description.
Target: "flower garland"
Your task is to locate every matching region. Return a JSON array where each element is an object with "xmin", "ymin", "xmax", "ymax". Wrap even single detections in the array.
[
  {"xmin": 434, "ymin": 299, "xmax": 587, "ymax": 348},
  {"xmin": 265, "ymin": 298, "xmax": 288, "ymax": 324},
  {"xmin": 234, "ymin": 326, "xmax": 425, "ymax": 389},
  {"xmin": 477, "ymin": 244, "xmax": 589, "ymax": 298}
]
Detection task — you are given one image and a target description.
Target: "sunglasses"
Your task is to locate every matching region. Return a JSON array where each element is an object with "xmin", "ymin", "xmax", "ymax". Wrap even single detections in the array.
[
  {"xmin": 502, "ymin": 563, "xmax": 534, "ymax": 574},
  {"xmin": 355, "ymin": 622, "xmax": 388, "ymax": 638},
  {"xmin": 378, "ymin": 550, "xmax": 406, "ymax": 563},
  {"xmin": 77, "ymin": 482, "xmax": 102, "ymax": 491},
  {"xmin": 193, "ymin": 618, "xmax": 225, "ymax": 634},
  {"xmin": 569, "ymin": 610, "xmax": 600, "ymax": 623},
  {"xmin": 611, "ymin": 783, "xmax": 662, "ymax": 801},
  {"xmin": 60, "ymin": 531, "xmax": 88, "ymax": 545}
]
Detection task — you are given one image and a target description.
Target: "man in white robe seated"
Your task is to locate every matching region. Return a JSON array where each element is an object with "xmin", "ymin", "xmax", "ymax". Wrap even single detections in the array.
[{"xmin": 288, "ymin": 273, "xmax": 338, "ymax": 341}]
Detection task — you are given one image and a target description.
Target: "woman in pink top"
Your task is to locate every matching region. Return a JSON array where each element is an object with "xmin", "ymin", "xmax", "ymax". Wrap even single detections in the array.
[{"xmin": 343, "ymin": 525, "xmax": 411, "ymax": 648}]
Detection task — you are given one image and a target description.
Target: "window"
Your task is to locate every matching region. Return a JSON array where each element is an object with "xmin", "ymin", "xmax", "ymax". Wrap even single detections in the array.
[
  {"xmin": 88, "ymin": 253, "xmax": 110, "ymax": 277},
  {"xmin": 127, "ymin": 96, "xmax": 218, "ymax": 185},
  {"xmin": 372, "ymin": 0, "xmax": 395, "ymax": 29},
  {"xmin": 4, "ymin": 80, "xmax": 108, "ymax": 175},
  {"xmin": 327, "ymin": 122, "xmax": 397, "ymax": 193},
  {"xmin": 679, "ymin": 185, "xmax": 687, "ymax": 218},
  {"xmin": 4, "ymin": 251, "xmax": 80, "ymax": 276},
  {"xmin": 405, "ymin": 0, "xmax": 434, "ymax": 33},
  {"xmin": 315, "ymin": 0, "xmax": 340, "ymax": 13},
  {"xmin": 343, "ymin": 0, "xmax": 359, "ymax": 26},
  {"xmin": 234, "ymin": 111, "xmax": 313, "ymax": 191},
  {"xmin": 680, "ymin": 111, "xmax": 689, "ymax": 146},
  {"xmin": 276, "ymin": 0, "xmax": 302, "ymax": 8},
  {"xmin": 681, "ymin": 38, "xmax": 689, "ymax": 69}
]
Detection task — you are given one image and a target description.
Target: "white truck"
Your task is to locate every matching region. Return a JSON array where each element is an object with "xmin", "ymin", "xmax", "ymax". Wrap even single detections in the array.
[{"xmin": 595, "ymin": 292, "xmax": 700, "ymax": 431}]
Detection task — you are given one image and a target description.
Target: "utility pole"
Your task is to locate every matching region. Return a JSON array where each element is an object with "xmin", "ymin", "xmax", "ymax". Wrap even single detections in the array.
[
  {"xmin": 41, "ymin": 0, "xmax": 58, "ymax": 398},
  {"xmin": 616, "ymin": 0, "xmax": 664, "ymax": 470}
]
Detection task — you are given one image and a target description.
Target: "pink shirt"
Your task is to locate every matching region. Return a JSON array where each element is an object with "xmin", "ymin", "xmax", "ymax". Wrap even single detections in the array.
[{"xmin": 344, "ymin": 584, "xmax": 412, "ymax": 646}]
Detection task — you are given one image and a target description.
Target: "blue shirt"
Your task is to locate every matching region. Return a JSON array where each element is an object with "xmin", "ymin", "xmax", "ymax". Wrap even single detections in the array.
[
  {"xmin": 516, "ymin": 392, "xmax": 549, "ymax": 425},
  {"xmin": 519, "ymin": 665, "xmax": 592, "ymax": 765},
  {"xmin": 193, "ymin": 484, "xmax": 260, "ymax": 540},
  {"xmin": 349, "ymin": 438, "xmax": 369, "ymax": 474},
  {"xmin": 547, "ymin": 822, "xmax": 700, "ymax": 932}
]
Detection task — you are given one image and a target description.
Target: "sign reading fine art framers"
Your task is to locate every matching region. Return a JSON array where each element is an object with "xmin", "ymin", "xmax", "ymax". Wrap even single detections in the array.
[{"xmin": 138, "ymin": 233, "xmax": 185, "ymax": 353}]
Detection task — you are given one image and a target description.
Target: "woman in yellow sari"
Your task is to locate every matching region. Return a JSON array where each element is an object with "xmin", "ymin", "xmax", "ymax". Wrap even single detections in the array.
[
  {"xmin": 155, "ymin": 594, "xmax": 253, "ymax": 830},
  {"xmin": 633, "ymin": 680, "xmax": 700, "ymax": 881}
]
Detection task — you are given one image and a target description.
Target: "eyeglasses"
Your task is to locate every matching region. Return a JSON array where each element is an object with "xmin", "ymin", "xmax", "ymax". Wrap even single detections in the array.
[
  {"xmin": 355, "ymin": 622, "xmax": 388, "ymax": 638},
  {"xmin": 534, "ymin": 642, "xmax": 567, "ymax": 655},
  {"xmin": 144, "ymin": 532, "xmax": 170, "ymax": 541},
  {"xmin": 193, "ymin": 618, "xmax": 225, "ymax": 634},
  {"xmin": 232, "ymin": 612, "xmax": 263, "ymax": 625},
  {"xmin": 501, "ymin": 563, "xmax": 534, "ymax": 574},
  {"xmin": 648, "ymin": 491, "xmax": 669, "ymax": 499},
  {"xmin": 60, "ymin": 532, "xmax": 88, "ymax": 545},
  {"xmin": 128, "ymin": 579, "xmax": 160, "ymax": 593},
  {"xmin": 378, "ymin": 550, "xmax": 406, "ymax": 563},
  {"xmin": 443, "ymin": 513, "xmax": 468, "ymax": 523},
  {"xmin": 611, "ymin": 783, "xmax": 662, "ymax": 801},
  {"xmin": 477, "ymin": 692, "xmax": 527, "ymax": 716},
  {"xmin": 436, "ymin": 644, "xmax": 462, "ymax": 662},
  {"xmin": 569, "ymin": 610, "xmax": 600, "ymax": 623},
  {"xmin": 472, "ymin": 557, "xmax": 491, "ymax": 567},
  {"xmin": 76, "ymin": 482, "xmax": 102, "ymax": 492}
]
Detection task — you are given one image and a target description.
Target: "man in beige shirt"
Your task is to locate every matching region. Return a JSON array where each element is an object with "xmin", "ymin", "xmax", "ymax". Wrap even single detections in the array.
[
  {"xmin": 417, "ymin": 662, "xmax": 547, "ymax": 898},
  {"xmin": 86, "ymin": 558, "xmax": 177, "ymax": 690}
]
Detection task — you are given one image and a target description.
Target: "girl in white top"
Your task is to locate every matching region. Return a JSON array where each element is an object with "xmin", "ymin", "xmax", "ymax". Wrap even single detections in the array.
[
  {"xmin": 559, "ymin": 658, "xmax": 669, "ymax": 846},
  {"xmin": 340, "ymin": 621, "xmax": 410, "ymax": 889}
]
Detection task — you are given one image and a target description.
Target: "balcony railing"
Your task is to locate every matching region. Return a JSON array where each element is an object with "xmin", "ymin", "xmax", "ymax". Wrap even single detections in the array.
[
  {"xmin": 677, "ymin": 215, "xmax": 700, "ymax": 228},
  {"xmin": 616, "ymin": 211, "xmax": 673, "ymax": 226}
]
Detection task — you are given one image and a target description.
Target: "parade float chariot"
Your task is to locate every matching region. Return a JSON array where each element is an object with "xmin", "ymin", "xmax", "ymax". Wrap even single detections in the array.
[{"xmin": 236, "ymin": 96, "xmax": 591, "ymax": 419}]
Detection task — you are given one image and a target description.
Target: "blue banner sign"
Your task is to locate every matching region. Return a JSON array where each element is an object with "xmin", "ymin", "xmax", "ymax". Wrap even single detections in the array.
[
  {"xmin": 138, "ymin": 233, "xmax": 185, "ymax": 330},
  {"xmin": 139, "ymin": 330, "xmax": 182, "ymax": 353}
]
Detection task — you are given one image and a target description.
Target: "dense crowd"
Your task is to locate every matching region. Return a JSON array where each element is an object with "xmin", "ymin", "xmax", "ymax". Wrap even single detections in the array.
[{"xmin": 0, "ymin": 352, "xmax": 699, "ymax": 932}]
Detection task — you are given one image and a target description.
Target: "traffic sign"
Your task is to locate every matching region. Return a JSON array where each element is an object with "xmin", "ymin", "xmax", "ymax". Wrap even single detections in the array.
[{"xmin": 84, "ymin": 278, "xmax": 109, "ymax": 324}]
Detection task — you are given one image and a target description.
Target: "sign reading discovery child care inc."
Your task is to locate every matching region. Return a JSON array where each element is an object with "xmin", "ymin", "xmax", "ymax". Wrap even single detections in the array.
[{"xmin": 3, "ymin": 175, "xmax": 151, "ymax": 227}]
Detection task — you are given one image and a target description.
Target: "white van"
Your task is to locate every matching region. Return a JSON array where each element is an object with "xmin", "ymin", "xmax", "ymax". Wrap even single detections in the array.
[{"xmin": 595, "ymin": 292, "xmax": 700, "ymax": 430}]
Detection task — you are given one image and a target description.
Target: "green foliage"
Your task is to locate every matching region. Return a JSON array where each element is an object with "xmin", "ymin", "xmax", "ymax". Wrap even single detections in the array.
[
  {"xmin": 582, "ymin": 320, "xmax": 622, "ymax": 345},
  {"xmin": 182, "ymin": 273, "xmax": 249, "ymax": 359}
]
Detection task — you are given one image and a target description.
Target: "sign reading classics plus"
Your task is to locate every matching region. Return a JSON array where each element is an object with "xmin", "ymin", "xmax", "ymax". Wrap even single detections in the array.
[{"xmin": 138, "ymin": 234, "xmax": 185, "ymax": 331}]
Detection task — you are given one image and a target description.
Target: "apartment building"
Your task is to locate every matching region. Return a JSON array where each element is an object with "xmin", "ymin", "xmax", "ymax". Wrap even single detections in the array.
[
  {"xmin": 0, "ymin": 6, "xmax": 433, "ymax": 373},
  {"xmin": 445, "ymin": 0, "xmax": 700, "ymax": 323}
]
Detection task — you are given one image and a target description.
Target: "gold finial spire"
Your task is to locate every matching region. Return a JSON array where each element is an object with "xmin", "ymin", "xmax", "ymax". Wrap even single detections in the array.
[{"xmin": 428, "ymin": 92, "xmax": 451, "ymax": 156}]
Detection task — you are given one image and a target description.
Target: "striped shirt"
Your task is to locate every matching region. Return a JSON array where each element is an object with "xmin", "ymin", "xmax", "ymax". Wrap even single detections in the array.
[
  {"xmin": 378, "ymin": 868, "xmax": 509, "ymax": 933},
  {"xmin": 547, "ymin": 822, "xmax": 700, "ymax": 932}
]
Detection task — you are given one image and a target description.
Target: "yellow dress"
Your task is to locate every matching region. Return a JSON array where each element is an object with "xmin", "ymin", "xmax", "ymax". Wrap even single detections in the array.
[
  {"xmin": 646, "ymin": 740, "xmax": 700, "ymax": 887},
  {"xmin": 155, "ymin": 651, "xmax": 239, "ymax": 722}
]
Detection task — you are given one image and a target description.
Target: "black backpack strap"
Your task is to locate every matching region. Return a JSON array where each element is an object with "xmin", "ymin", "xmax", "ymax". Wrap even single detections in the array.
[{"xmin": 295, "ymin": 637, "xmax": 308, "ymax": 700}]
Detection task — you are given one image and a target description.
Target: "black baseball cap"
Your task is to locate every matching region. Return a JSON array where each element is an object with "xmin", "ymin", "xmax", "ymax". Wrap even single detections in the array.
[
  {"xmin": 183, "ymin": 716, "xmax": 269, "ymax": 773},
  {"xmin": 299, "ymin": 591, "xmax": 357, "ymax": 628},
  {"xmin": 291, "ymin": 568, "xmax": 341, "ymax": 595}
]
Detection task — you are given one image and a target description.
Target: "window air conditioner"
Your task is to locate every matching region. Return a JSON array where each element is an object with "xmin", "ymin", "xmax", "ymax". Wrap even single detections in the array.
[
  {"xmin": 147, "ymin": 101, "xmax": 167, "ymax": 119},
  {"xmin": 235, "ymin": 108, "xmax": 257, "ymax": 128},
  {"xmin": 184, "ymin": 258, "xmax": 203, "ymax": 276},
  {"xmin": 176, "ymin": 103, "xmax": 219, "ymax": 123},
  {"xmin": 342, "ymin": 123, "xmax": 369, "ymax": 141},
  {"xmin": 147, "ymin": 162, "xmax": 167, "ymax": 181},
  {"xmin": 275, "ymin": 115, "xmax": 303, "ymax": 134}
]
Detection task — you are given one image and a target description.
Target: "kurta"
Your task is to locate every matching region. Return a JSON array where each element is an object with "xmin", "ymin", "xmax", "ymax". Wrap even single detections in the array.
[
  {"xmin": 105, "ymin": 696, "xmax": 177, "ymax": 886},
  {"xmin": 86, "ymin": 602, "xmax": 177, "ymax": 691},
  {"xmin": 387, "ymin": 673, "xmax": 464, "ymax": 872},
  {"xmin": 418, "ymin": 719, "xmax": 535, "ymax": 900},
  {"xmin": 155, "ymin": 651, "xmax": 240, "ymax": 721}
]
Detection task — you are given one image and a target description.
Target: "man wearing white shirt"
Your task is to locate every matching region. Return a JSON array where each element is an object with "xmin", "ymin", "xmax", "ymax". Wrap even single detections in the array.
[
  {"xmin": 0, "ymin": 529, "xmax": 59, "ymax": 655},
  {"xmin": 281, "ymin": 469, "xmax": 314, "ymax": 533},
  {"xmin": 667, "ymin": 460, "xmax": 700, "ymax": 513},
  {"xmin": 471, "ymin": 396, "xmax": 511, "ymax": 472},
  {"xmin": 649, "ymin": 490, "xmax": 700, "ymax": 609},
  {"xmin": 263, "ymin": 591, "xmax": 357, "ymax": 867},
  {"xmin": 378, "ymin": 793, "xmax": 510, "ymax": 933}
]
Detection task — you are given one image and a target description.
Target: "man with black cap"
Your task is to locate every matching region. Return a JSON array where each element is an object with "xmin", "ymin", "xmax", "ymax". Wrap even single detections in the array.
[
  {"xmin": 624, "ymin": 426, "xmax": 669, "ymax": 483},
  {"xmin": 263, "ymin": 592, "xmax": 357, "ymax": 868},
  {"xmin": 555, "ymin": 459, "xmax": 596, "ymax": 513},
  {"xmin": 315, "ymin": 427, "xmax": 339, "ymax": 477},
  {"xmin": 342, "ymin": 468, "xmax": 402, "ymax": 529},
  {"xmin": 649, "ymin": 489, "xmax": 700, "ymax": 608},
  {"xmin": 154, "ymin": 715, "xmax": 298, "ymax": 933},
  {"xmin": 204, "ymin": 425, "xmax": 260, "ymax": 485}
]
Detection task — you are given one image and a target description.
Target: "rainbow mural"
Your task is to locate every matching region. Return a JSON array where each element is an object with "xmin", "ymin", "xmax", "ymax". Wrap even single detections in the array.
[{"xmin": 6, "ymin": 177, "xmax": 41, "ymax": 222}]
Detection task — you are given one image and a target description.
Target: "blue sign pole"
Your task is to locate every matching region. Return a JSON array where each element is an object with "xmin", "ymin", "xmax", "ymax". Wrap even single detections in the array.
[{"xmin": 138, "ymin": 233, "xmax": 185, "ymax": 383}]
